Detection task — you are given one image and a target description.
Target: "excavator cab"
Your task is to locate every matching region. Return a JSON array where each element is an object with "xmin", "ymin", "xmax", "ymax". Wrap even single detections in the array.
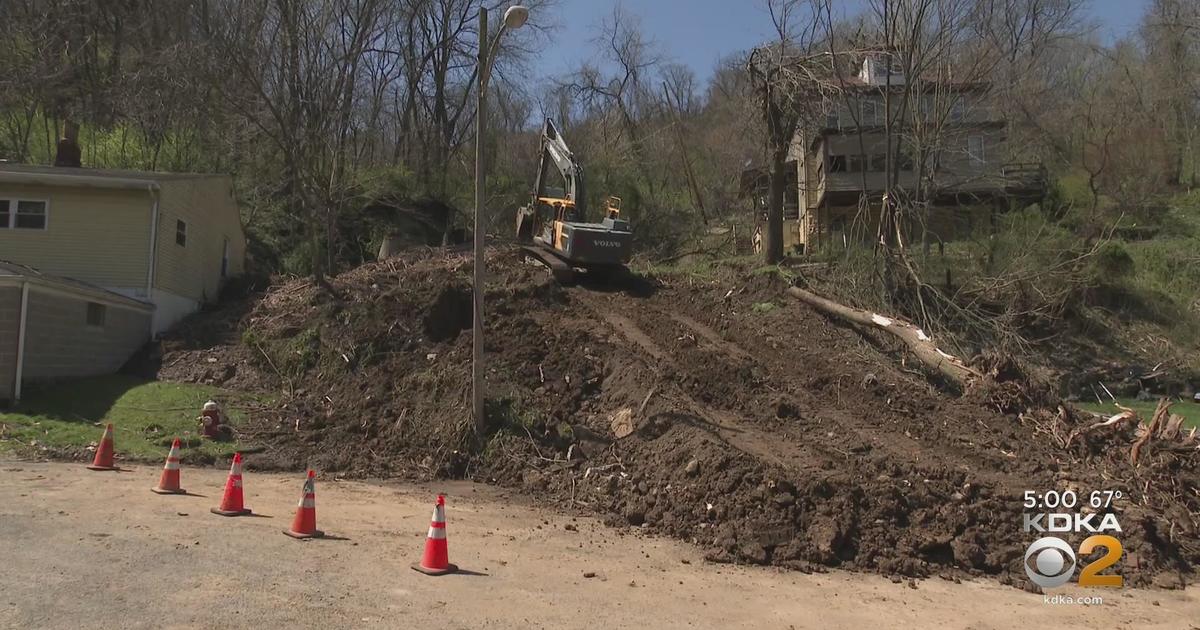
[{"xmin": 516, "ymin": 119, "xmax": 634, "ymax": 283}]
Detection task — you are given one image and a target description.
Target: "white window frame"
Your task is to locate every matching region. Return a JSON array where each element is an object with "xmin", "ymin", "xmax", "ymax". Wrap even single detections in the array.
[
  {"xmin": 0, "ymin": 198, "xmax": 50, "ymax": 230},
  {"xmin": 968, "ymin": 135, "xmax": 986, "ymax": 165}
]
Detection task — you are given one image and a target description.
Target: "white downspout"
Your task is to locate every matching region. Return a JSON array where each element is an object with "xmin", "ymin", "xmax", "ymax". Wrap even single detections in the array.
[
  {"xmin": 145, "ymin": 185, "xmax": 160, "ymax": 336},
  {"xmin": 14, "ymin": 281, "xmax": 29, "ymax": 402}
]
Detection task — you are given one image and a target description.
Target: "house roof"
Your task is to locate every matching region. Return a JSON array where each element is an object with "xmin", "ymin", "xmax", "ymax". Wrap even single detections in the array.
[
  {"xmin": 0, "ymin": 260, "xmax": 154, "ymax": 311},
  {"xmin": 0, "ymin": 163, "xmax": 227, "ymax": 191}
]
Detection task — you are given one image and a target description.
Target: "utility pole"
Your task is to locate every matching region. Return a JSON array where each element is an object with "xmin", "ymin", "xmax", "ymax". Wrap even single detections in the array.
[
  {"xmin": 472, "ymin": 6, "xmax": 488, "ymax": 436},
  {"xmin": 472, "ymin": 5, "xmax": 528, "ymax": 436}
]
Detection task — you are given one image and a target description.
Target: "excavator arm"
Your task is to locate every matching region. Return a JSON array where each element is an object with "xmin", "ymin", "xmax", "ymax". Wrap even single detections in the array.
[{"xmin": 533, "ymin": 118, "xmax": 586, "ymax": 220}]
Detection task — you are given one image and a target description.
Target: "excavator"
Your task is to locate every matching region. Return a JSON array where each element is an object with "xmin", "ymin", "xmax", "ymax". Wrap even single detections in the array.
[{"xmin": 515, "ymin": 118, "xmax": 633, "ymax": 283}]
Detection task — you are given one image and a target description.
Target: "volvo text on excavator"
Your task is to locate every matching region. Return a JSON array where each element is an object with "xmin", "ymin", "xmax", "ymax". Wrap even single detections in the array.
[{"xmin": 515, "ymin": 118, "xmax": 633, "ymax": 283}]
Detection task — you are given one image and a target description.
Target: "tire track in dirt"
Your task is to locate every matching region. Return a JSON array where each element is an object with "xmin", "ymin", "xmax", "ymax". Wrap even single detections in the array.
[
  {"xmin": 599, "ymin": 312, "xmax": 667, "ymax": 362},
  {"xmin": 669, "ymin": 312, "xmax": 754, "ymax": 362},
  {"xmin": 590, "ymin": 293, "xmax": 824, "ymax": 472},
  {"xmin": 586, "ymin": 284, "xmax": 1020, "ymax": 486}
]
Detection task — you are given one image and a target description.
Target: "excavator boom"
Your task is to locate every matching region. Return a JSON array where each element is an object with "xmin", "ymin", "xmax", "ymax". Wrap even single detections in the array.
[{"xmin": 534, "ymin": 119, "xmax": 586, "ymax": 217}]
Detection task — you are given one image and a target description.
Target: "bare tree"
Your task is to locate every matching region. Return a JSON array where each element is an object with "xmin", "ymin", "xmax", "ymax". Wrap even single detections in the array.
[
  {"xmin": 661, "ymin": 64, "xmax": 708, "ymax": 224},
  {"xmin": 209, "ymin": 0, "xmax": 389, "ymax": 286},
  {"xmin": 747, "ymin": 0, "xmax": 825, "ymax": 264},
  {"xmin": 564, "ymin": 5, "xmax": 661, "ymax": 203},
  {"xmin": 1141, "ymin": 0, "xmax": 1200, "ymax": 186}
]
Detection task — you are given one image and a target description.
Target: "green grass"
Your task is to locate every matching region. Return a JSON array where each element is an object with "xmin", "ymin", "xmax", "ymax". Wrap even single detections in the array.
[
  {"xmin": 1076, "ymin": 396, "xmax": 1200, "ymax": 430},
  {"xmin": 634, "ymin": 254, "xmax": 761, "ymax": 282},
  {"xmin": 751, "ymin": 263, "xmax": 797, "ymax": 284},
  {"xmin": 0, "ymin": 375, "xmax": 259, "ymax": 463}
]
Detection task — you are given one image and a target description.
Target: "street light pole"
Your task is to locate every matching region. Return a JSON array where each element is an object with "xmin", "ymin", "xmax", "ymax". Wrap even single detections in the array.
[
  {"xmin": 472, "ymin": 6, "xmax": 488, "ymax": 436},
  {"xmin": 473, "ymin": 5, "xmax": 528, "ymax": 436}
]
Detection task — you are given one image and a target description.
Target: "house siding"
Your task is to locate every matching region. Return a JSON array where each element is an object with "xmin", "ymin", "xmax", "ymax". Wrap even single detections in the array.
[
  {"xmin": 0, "ymin": 184, "xmax": 152, "ymax": 291},
  {"xmin": 153, "ymin": 177, "xmax": 246, "ymax": 304},
  {"xmin": 0, "ymin": 286, "xmax": 19, "ymax": 402},
  {"xmin": 823, "ymin": 91, "xmax": 995, "ymax": 129},
  {"xmin": 20, "ymin": 287, "xmax": 151, "ymax": 382}
]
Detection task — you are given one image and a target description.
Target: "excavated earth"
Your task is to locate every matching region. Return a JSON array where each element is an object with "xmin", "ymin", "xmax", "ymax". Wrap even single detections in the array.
[{"xmin": 155, "ymin": 247, "xmax": 1199, "ymax": 590}]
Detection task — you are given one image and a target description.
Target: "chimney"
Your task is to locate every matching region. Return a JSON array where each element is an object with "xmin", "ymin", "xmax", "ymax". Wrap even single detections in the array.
[{"xmin": 54, "ymin": 120, "xmax": 82, "ymax": 168}]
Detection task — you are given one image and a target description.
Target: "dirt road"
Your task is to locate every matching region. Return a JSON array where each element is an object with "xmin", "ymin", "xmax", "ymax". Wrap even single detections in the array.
[{"xmin": 1, "ymin": 461, "xmax": 1195, "ymax": 629}]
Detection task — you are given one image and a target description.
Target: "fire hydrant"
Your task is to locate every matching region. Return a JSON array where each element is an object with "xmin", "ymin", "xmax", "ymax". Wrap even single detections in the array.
[{"xmin": 200, "ymin": 400, "xmax": 225, "ymax": 439}]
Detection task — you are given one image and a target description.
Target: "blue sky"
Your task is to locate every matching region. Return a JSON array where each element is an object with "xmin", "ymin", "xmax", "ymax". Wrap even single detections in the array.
[{"xmin": 532, "ymin": 0, "xmax": 1150, "ymax": 84}]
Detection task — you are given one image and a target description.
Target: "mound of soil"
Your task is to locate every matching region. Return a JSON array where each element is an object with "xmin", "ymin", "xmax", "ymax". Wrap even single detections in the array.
[{"xmin": 156, "ymin": 247, "xmax": 1199, "ymax": 589}]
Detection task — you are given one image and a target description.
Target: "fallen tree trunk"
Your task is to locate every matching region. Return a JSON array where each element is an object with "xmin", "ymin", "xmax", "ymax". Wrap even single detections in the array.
[{"xmin": 786, "ymin": 287, "xmax": 983, "ymax": 389}]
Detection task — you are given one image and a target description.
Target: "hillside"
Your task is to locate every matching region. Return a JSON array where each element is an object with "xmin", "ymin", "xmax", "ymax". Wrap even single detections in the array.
[{"xmin": 155, "ymin": 247, "xmax": 1199, "ymax": 589}]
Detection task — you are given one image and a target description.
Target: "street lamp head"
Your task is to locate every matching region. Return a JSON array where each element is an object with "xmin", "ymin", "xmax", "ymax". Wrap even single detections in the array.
[{"xmin": 503, "ymin": 5, "xmax": 529, "ymax": 29}]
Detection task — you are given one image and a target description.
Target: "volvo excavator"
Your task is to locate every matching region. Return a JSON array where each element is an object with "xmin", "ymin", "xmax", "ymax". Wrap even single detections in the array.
[{"xmin": 515, "ymin": 118, "xmax": 633, "ymax": 283}]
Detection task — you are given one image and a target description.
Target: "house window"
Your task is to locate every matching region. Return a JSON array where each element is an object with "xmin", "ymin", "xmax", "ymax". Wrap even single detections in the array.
[
  {"xmin": 919, "ymin": 97, "xmax": 933, "ymax": 121},
  {"xmin": 968, "ymin": 136, "xmax": 986, "ymax": 165},
  {"xmin": 175, "ymin": 219, "xmax": 187, "ymax": 246},
  {"xmin": 86, "ymin": 302, "xmax": 107, "ymax": 327},
  {"xmin": 950, "ymin": 98, "xmax": 965, "ymax": 122},
  {"xmin": 16, "ymin": 201, "xmax": 47, "ymax": 229},
  {"xmin": 847, "ymin": 155, "xmax": 864, "ymax": 173},
  {"xmin": 825, "ymin": 111, "xmax": 839, "ymax": 128},
  {"xmin": 862, "ymin": 101, "xmax": 879, "ymax": 126},
  {"xmin": 870, "ymin": 154, "xmax": 887, "ymax": 172},
  {"xmin": 898, "ymin": 151, "xmax": 914, "ymax": 171},
  {"xmin": 0, "ymin": 199, "xmax": 47, "ymax": 229},
  {"xmin": 829, "ymin": 155, "xmax": 847, "ymax": 173}
]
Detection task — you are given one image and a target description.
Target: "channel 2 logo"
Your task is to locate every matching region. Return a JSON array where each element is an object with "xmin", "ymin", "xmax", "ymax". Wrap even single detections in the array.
[
  {"xmin": 1024, "ymin": 536, "xmax": 1123, "ymax": 588},
  {"xmin": 1023, "ymin": 489, "xmax": 1124, "ymax": 589}
]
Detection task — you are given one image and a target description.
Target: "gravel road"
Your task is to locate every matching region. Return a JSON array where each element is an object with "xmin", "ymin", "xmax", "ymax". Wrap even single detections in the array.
[{"xmin": 1, "ymin": 460, "xmax": 1195, "ymax": 629}]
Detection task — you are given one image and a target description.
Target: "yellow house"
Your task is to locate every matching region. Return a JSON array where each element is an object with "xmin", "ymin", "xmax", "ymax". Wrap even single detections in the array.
[{"xmin": 0, "ymin": 164, "xmax": 246, "ymax": 334}]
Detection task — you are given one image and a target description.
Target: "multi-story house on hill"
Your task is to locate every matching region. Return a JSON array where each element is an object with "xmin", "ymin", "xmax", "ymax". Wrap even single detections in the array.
[{"xmin": 748, "ymin": 56, "xmax": 1046, "ymax": 253}]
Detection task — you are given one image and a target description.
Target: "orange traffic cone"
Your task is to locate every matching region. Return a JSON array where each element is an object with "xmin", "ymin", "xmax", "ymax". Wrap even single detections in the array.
[
  {"xmin": 151, "ymin": 437, "xmax": 186, "ymax": 494},
  {"xmin": 211, "ymin": 453, "xmax": 252, "ymax": 516},
  {"xmin": 412, "ymin": 494, "xmax": 456, "ymax": 575},
  {"xmin": 86, "ymin": 423, "xmax": 118, "ymax": 471},
  {"xmin": 284, "ymin": 470, "xmax": 323, "ymax": 539}
]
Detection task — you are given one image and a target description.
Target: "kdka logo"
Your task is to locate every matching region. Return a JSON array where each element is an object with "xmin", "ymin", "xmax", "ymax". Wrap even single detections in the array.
[{"xmin": 1022, "ymin": 512, "xmax": 1123, "ymax": 588}]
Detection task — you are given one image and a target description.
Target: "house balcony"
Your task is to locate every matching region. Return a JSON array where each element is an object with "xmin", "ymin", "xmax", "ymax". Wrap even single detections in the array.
[{"xmin": 808, "ymin": 161, "xmax": 1047, "ymax": 209}]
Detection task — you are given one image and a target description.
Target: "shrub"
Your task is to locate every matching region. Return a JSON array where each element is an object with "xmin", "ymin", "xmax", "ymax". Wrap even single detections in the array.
[{"xmin": 1089, "ymin": 241, "xmax": 1135, "ymax": 283}]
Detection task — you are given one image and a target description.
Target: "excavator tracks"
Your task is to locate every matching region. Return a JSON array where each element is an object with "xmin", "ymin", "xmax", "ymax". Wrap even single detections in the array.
[{"xmin": 520, "ymin": 244, "xmax": 575, "ymax": 284}]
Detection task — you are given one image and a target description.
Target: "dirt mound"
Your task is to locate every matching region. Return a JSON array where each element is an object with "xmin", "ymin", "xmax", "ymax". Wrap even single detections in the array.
[
  {"xmin": 140, "ymin": 278, "xmax": 270, "ymax": 391},
  {"xmin": 156, "ymin": 247, "xmax": 1199, "ymax": 589}
]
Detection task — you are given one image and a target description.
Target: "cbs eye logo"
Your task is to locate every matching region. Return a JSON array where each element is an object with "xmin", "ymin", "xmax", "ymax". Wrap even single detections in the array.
[{"xmin": 1024, "ymin": 535, "xmax": 1123, "ymax": 588}]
